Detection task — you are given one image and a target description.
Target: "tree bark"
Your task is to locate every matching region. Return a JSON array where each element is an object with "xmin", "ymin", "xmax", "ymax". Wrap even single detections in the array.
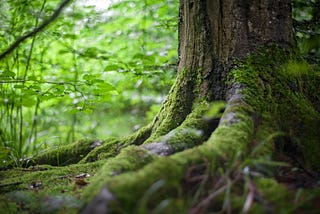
[
  {"xmin": 79, "ymin": 0, "xmax": 304, "ymax": 213},
  {"xmin": 178, "ymin": 0, "xmax": 292, "ymax": 100},
  {"xmin": 147, "ymin": 0, "xmax": 293, "ymax": 139},
  {"xmin": 2, "ymin": 1, "xmax": 320, "ymax": 213}
]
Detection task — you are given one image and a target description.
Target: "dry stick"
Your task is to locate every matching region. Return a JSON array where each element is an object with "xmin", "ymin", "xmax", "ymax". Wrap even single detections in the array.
[{"xmin": 0, "ymin": 0, "xmax": 73, "ymax": 61}]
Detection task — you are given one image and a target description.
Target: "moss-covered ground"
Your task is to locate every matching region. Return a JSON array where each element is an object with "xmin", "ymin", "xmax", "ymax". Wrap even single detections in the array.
[{"xmin": 1, "ymin": 46, "xmax": 320, "ymax": 213}]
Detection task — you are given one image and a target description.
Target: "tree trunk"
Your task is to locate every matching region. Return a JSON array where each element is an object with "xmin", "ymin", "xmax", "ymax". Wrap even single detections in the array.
[
  {"xmin": 146, "ymin": 0, "xmax": 293, "ymax": 140},
  {"xmin": 79, "ymin": 1, "xmax": 320, "ymax": 213},
  {"xmin": 1, "ymin": 1, "xmax": 320, "ymax": 213}
]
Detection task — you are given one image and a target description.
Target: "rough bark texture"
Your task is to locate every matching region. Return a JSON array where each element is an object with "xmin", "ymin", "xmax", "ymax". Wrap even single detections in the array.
[
  {"xmin": 208, "ymin": 0, "xmax": 292, "ymax": 59},
  {"xmin": 145, "ymin": 0, "xmax": 293, "ymax": 142},
  {"xmin": 178, "ymin": 0, "xmax": 292, "ymax": 100},
  {"xmin": 1, "ymin": 1, "xmax": 320, "ymax": 214}
]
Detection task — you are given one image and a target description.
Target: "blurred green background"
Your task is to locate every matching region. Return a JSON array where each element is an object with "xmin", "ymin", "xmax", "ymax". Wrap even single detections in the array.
[{"xmin": 0, "ymin": 0, "xmax": 178, "ymax": 164}]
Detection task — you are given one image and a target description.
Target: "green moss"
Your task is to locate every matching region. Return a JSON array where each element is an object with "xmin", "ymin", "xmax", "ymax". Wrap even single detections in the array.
[
  {"xmin": 79, "ymin": 138, "xmax": 120, "ymax": 163},
  {"xmin": 0, "ymin": 160, "xmax": 104, "ymax": 213},
  {"xmin": 32, "ymin": 138, "xmax": 108, "ymax": 166},
  {"xmin": 148, "ymin": 68, "xmax": 198, "ymax": 140},
  {"xmin": 204, "ymin": 101, "xmax": 226, "ymax": 118},
  {"xmin": 122, "ymin": 122, "xmax": 154, "ymax": 146},
  {"xmin": 2, "ymin": 46, "xmax": 319, "ymax": 213},
  {"xmin": 79, "ymin": 47, "xmax": 299, "ymax": 213},
  {"xmin": 82, "ymin": 146, "xmax": 157, "ymax": 203},
  {"xmin": 80, "ymin": 123, "xmax": 153, "ymax": 163},
  {"xmin": 0, "ymin": 161, "xmax": 103, "ymax": 193},
  {"xmin": 144, "ymin": 101, "xmax": 211, "ymax": 152},
  {"xmin": 103, "ymin": 148, "xmax": 205, "ymax": 213},
  {"xmin": 201, "ymin": 90, "xmax": 255, "ymax": 165},
  {"xmin": 255, "ymin": 178, "xmax": 292, "ymax": 209},
  {"xmin": 275, "ymin": 63, "xmax": 320, "ymax": 170},
  {"xmin": 83, "ymin": 98, "xmax": 257, "ymax": 212},
  {"xmin": 229, "ymin": 46, "xmax": 320, "ymax": 171},
  {"xmin": 0, "ymin": 191, "xmax": 81, "ymax": 214},
  {"xmin": 248, "ymin": 178, "xmax": 320, "ymax": 213}
]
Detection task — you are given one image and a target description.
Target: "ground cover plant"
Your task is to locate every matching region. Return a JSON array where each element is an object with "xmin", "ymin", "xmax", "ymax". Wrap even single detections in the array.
[{"xmin": 0, "ymin": 0, "xmax": 320, "ymax": 213}]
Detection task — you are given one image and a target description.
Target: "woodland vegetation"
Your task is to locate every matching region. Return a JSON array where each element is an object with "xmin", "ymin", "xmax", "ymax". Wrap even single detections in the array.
[{"xmin": 0, "ymin": 0, "xmax": 320, "ymax": 213}]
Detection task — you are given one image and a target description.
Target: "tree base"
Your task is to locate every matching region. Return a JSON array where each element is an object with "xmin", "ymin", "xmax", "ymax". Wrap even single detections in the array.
[{"xmin": 1, "ymin": 47, "xmax": 320, "ymax": 213}]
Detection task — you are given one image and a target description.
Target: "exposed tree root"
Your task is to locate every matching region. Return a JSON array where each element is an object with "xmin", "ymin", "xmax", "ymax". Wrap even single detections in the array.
[
  {"xmin": 1, "ymin": 47, "xmax": 320, "ymax": 213},
  {"xmin": 81, "ymin": 80, "xmax": 258, "ymax": 213},
  {"xmin": 80, "ymin": 48, "xmax": 320, "ymax": 213}
]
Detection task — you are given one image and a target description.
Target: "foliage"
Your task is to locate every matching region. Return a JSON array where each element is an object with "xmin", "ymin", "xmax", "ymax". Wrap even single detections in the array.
[
  {"xmin": 0, "ymin": 0, "xmax": 178, "ymax": 166},
  {"xmin": 292, "ymin": 0, "xmax": 320, "ymax": 63}
]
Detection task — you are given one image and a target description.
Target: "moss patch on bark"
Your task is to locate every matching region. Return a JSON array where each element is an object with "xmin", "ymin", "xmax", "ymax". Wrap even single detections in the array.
[{"xmin": 1, "ymin": 46, "xmax": 319, "ymax": 213}]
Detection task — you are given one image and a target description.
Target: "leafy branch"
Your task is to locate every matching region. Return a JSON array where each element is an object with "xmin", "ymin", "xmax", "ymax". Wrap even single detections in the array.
[
  {"xmin": 0, "ymin": 0, "xmax": 73, "ymax": 61},
  {"xmin": 0, "ymin": 79, "xmax": 85, "ymax": 87}
]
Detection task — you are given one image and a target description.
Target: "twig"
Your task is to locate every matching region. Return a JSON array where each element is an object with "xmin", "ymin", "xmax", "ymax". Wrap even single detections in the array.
[
  {"xmin": 0, "ymin": 0, "xmax": 73, "ymax": 61},
  {"xmin": 0, "ymin": 79, "xmax": 85, "ymax": 87}
]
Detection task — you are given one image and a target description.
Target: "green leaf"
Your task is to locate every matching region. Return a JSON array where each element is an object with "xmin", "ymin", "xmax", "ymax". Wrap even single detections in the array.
[
  {"xmin": 0, "ymin": 70, "xmax": 16, "ymax": 78},
  {"xmin": 97, "ymin": 82, "xmax": 116, "ymax": 91},
  {"xmin": 144, "ymin": 55, "xmax": 156, "ymax": 63},
  {"xmin": 91, "ymin": 79, "xmax": 104, "ymax": 84},
  {"xmin": 68, "ymin": 109, "xmax": 79, "ymax": 114},
  {"xmin": 104, "ymin": 64, "xmax": 121, "ymax": 71},
  {"xmin": 98, "ymin": 54, "xmax": 110, "ymax": 60},
  {"xmin": 29, "ymin": 85, "xmax": 41, "ymax": 91},
  {"xmin": 63, "ymin": 33, "xmax": 78, "ymax": 39},
  {"xmin": 83, "ymin": 74, "xmax": 100, "ymax": 81},
  {"xmin": 83, "ymin": 108, "xmax": 93, "ymax": 114},
  {"xmin": 27, "ymin": 75, "xmax": 38, "ymax": 81},
  {"xmin": 58, "ymin": 49, "xmax": 70, "ymax": 54},
  {"xmin": 83, "ymin": 47, "xmax": 99, "ymax": 57},
  {"xmin": 14, "ymin": 85, "xmax": 25, "ymax": 89},
  {"xmin": 133, "ymin": 53, "xmax": 145, "ymax": 59},
  {"xmin": 93, "ymin": 82, "xmax": 116, "ymax": 95},
  {"xmin": 21, "ymin": 96, "xmax": 37, "ymax": 107},
  {"xmin": 83, "ymin": 74, "xmax": 103, "ymax": 85}
]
